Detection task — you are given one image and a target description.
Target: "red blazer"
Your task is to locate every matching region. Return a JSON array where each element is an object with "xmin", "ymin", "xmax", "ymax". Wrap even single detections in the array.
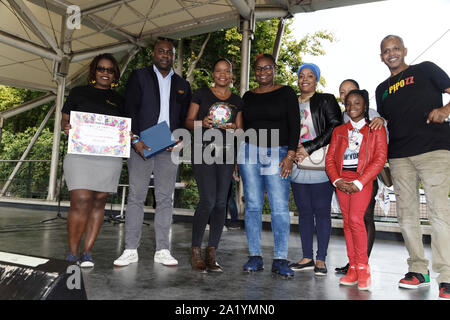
[{"xmin": 325, "ymin": 121, "xmax": 388, "ymax": 188}]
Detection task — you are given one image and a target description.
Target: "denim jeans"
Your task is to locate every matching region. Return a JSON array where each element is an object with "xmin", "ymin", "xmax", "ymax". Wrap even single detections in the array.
[{"xmin": 238, "ymin": 143, "xmax": 291, "ymax": 259}]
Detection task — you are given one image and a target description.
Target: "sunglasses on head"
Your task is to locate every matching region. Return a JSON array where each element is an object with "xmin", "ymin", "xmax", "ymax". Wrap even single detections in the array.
[{"xmin": 96, "ymin": 66, "xmax": 115, "ymax": 74}]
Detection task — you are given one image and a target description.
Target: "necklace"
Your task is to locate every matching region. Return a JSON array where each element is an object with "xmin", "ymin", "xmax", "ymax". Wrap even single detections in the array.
[
  {"xmin": 211, "ymin": 87, "xmax": 231, "ymax": 99},
  {"xmin": 387, "ymin": 67, "xmax": 407, "ymax": 88},
  {"xmin": 299, "ymin": 92, "xmax": 314, "ymax": 103}
]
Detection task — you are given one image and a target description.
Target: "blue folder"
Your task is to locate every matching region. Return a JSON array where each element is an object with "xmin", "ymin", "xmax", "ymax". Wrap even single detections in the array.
[{"xmin": 140, "ymin": 121, "xmax": 177, "ymax": 159}]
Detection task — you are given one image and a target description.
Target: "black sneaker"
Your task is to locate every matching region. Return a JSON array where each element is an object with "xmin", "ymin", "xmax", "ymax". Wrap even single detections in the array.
[
  {"xmin": 289, "ymin": 259, "xmax": 315, "ymax": 271},
  {"xmin": 335, "ymin": 263, "xmax": 350, "ymax": 275},
  {"xmin": 398, "ymin": 271, "xmax": 430, "ymax": 289},
  {"xmin": 243, "ymin": 256, "xmax": 264, "ymax": 272},
  {"xmin": 272, "ymin": 259, "xmax": 294, "ymax": 278},
  {"xmin": 314, "ymin": 263, "xmax": 327, "ymax": 276},
  {"xmin": 227, "ymin": 221, "xmax": 241, "ymax": 230}
]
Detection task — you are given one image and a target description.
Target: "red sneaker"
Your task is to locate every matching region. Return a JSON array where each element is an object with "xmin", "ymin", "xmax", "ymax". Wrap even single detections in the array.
[
  {"xmin": 339, "ymin": 265, "xmax": 358, "ymax": 286},
  {"xmin": 439, "ymin": 283, "xmax": 450, "ymax": 300},
  {"xmin": 357, "ymin": 263, "xmax": 371, "ymax": 291}
]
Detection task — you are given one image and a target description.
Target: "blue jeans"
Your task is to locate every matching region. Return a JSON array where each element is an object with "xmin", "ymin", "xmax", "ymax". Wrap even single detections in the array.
[
  {"xmin": 291, "ymin": 181, "xmax": 333, "ymax": 261},
  {"xmin": 238, "ymin": 143, "xmax": 291, "ymax": 259}
]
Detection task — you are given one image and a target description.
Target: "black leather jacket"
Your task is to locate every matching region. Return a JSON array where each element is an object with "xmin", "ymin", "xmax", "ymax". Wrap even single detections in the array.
[{"xmin": 301, "ymin": 92, "xmax": 343, "ymax": 155}]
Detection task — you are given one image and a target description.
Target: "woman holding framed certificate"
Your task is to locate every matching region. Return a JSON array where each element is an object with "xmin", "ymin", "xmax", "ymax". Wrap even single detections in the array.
[
  {"xmin": 185, "ymin": 58, "xmax": 243, "ymax": 273},
  {"xmin": 61, "ymin": 53, "xmax": 124, "ymax": 267}
]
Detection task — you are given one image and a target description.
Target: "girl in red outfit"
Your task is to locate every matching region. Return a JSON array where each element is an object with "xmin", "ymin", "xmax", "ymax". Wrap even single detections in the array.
[{"xmin": 325, "ymin": 89, "xmax": 387, "ymax": 291}]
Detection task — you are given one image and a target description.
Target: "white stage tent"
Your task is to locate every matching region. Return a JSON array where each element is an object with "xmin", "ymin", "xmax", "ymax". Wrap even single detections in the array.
[{"xmin": 0, "ymin": 0, "xmax": 384, "ymax": 200}]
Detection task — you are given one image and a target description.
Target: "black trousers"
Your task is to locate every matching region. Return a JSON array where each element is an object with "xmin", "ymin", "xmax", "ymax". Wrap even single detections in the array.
[{"xmin": 191, "ymin": 162, "xmax": 235, "ymax": 248}]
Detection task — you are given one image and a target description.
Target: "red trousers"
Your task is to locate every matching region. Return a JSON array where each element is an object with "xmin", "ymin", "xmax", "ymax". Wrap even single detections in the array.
[{"xmin": 336, "ymin": 171, "xmax": 373, "ymax": 266}]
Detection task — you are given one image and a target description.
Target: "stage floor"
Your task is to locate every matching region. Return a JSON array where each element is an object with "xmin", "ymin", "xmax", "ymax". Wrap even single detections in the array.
[{"xmin": 0, "ymin": 206, "xmax": 441, "ymax": 300}]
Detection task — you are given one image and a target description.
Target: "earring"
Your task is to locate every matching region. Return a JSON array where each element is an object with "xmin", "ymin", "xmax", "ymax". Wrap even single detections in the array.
[
  {"xmin": 90, "ymin": 80, "xmax": 96, "ymax": 85},
  {"xmin": 111, "ymin": 82, "xmax": 118, "ymax": 88}
]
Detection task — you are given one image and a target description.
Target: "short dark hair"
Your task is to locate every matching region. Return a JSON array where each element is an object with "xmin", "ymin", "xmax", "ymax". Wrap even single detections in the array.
[
  {"xmin": 155, "ymin": 37, "xmax": 174, "ymax": 47},
  {"xmin": 254, "ymin": 53, "xmax": 276, "ymax": 68},
  {"xmin": 340, "ymin": 79, "xmax": 360, "ymax": 89},
  {"xmin": 213, "ymin": 58, "xmax": 233, "ymax": 71},
  {"xmin": 88, "ymin": 53, "xmax": 120, "ymax": 86},
  {"xmin": 380, "ymin": 35, "xmax": 405, "ymax": 50}
]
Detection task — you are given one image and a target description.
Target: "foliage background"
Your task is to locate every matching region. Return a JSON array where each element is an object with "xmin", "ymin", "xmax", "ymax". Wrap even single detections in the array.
[{"xmin": 0, "ymin": 19, "xmax": 334, "ymax": 212}]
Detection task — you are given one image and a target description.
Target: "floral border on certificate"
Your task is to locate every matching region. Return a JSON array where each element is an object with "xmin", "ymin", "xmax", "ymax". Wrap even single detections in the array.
[{"xmin": 69, "ymin": 111, "xmax": 130, "ymax": 157}]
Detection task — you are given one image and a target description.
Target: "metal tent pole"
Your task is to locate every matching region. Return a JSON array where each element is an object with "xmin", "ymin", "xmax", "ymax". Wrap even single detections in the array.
[
  {"xmin": 46, "ymin": 76, "xmax": 65, "ymax": 200},
  {"xmin": 237, "ymin": 15, "xmax": 254, "ymax": 216}
]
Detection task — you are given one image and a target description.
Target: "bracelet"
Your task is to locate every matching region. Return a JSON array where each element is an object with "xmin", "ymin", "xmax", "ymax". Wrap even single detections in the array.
[{"xmin": 132, "ymin": 138, "xmax": 140, "ymax": 145}]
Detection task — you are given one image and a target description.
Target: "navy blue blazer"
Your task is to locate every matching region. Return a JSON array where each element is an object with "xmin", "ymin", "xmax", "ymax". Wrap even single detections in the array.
[{"xmin": 124, "ymin": 65, "xmax": 192, "ymax": 135}]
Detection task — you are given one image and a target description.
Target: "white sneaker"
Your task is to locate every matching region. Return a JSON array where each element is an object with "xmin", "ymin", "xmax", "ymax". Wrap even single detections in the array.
[
  {"xmin": 154, "ymin": 249, "xmax": 178, "ymax": 266},
  {"xmin": 113, "ymin": 249, "xmax": 138, "ymax": 266}
]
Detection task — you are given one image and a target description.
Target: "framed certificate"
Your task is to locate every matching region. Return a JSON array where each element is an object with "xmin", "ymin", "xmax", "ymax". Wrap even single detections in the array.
[{"xmin": 68, "ymin": 111, "xmax": 131, "ymax": 158}]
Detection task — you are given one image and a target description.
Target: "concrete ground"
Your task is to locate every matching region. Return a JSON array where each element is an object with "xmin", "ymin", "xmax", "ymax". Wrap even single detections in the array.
[{"xmin": 0, "ymin": 205, "xmax": 442, "ymax": 301}]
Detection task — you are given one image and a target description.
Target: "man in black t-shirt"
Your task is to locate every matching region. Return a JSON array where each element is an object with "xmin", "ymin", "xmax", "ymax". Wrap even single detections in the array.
[{"xmin": 375, "ymin": 35, "xmax": 450, "ymax": 299}]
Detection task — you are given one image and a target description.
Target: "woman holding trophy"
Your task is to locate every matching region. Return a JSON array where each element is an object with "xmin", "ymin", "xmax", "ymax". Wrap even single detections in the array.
[{"xmin": 185, "ymin": 58, "xmax": 243, "ymax": 273}]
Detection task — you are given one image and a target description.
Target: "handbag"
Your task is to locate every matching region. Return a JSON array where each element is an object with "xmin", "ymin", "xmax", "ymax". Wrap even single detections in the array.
[
  {"xmin": 378, "ymin": 166, "xmax": 393, "ymax": 187},
  {"xmin": 297, "ymin": 145, "xmax": 328, "ymax": 171}
]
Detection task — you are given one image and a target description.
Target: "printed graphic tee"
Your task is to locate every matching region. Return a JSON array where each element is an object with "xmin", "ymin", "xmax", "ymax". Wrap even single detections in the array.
[
  {"xmin": 299, "ymin": 101, "xmax": 317, "ymax": 143},
  {"xmin": 375, "ymin": 61, "xmax": 450, "ymax": 159}
]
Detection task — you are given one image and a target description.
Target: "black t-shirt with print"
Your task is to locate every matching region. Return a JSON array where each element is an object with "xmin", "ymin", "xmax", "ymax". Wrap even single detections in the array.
[
  {"xmin": 191, "ymin": 87, "xmax": 243, "ymax": 162},
  {"xmin": 62, "ymin": 85, "xmax": 125, "ymax": 117},
  {"xmin": 375, "ymin": 61, "xmax": 450, "ymax": 159},
  {"xmin": 192, "ymin": 87, "xmax": 243, "ymax": 125}
]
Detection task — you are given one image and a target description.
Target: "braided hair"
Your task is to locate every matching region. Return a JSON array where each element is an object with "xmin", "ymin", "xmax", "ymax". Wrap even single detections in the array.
[{"xmin": 345, "ymin": 89, "xmax": 371, "ymax": 130}]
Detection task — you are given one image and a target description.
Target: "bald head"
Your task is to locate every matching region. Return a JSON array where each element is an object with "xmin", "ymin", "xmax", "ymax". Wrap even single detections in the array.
[{"xmin": 380, "ymin": 35, "xmax": 405, "ymax": 51}]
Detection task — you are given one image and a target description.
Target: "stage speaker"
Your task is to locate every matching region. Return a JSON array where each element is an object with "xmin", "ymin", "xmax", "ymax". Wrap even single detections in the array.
[{"xmin": 0, "ymin": 251, "xmax": 87, "ymax": 300}]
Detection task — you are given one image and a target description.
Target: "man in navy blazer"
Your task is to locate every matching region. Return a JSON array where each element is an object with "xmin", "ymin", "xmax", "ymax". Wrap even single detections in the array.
[{"xmin": 114, "ymin": 38, "xmax": 191, "ymax": 267}]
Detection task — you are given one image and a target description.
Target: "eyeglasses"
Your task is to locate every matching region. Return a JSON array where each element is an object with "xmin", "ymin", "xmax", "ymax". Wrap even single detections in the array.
[
  {"xmin": 255, "ymin": 65, "xmax": 274, "ymax": 73},
  {"xmin": 96, "ymin": 66, "xmax": 115, "ymax": 74}
]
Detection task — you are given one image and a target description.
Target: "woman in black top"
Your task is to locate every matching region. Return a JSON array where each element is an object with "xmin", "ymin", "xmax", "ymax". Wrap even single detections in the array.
[
  {"xmin": 185, "ymin": 58, "xmax": 243, "ymax": 273},
  {"xmin": 238, "ymin": 54, "xmax": 300, "ymax": 277},
  {"xmin": 61, "ymin": 53, "xmax": 124, "ymax": 267}
]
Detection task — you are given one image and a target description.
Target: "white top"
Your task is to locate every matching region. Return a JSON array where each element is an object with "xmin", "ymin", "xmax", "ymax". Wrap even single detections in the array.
[
  {"xmin": 153, "ymin": 65, "xmax": 174, "ymax": 127},
  {"xmin": 333, "ymin": 118, "xmax": 366, "ymax": 191}
]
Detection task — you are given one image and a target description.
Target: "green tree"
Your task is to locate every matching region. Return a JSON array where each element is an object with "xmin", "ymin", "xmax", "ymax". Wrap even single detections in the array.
[
  {"xmin": 0, "ymin": 18, "xmax": 334, "ymax": 202},
  {"xmin": 0, "ymin": 85, "xmax": 51, "ymax": 133}
]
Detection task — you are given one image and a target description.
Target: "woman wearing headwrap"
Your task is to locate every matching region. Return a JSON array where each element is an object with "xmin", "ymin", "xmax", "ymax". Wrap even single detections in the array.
[{"xmin": 289, "ymin": 63, "xmax": 342, "ymax": 275}]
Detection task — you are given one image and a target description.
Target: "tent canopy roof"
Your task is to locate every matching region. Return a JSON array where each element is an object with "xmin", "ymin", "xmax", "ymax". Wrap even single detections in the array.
[{"xmin": 0, "ymin": 0, "xmax": 384, "ymax": 93}]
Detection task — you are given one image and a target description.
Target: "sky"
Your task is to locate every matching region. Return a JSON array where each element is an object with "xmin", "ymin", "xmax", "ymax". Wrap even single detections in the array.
[{"xmin": 291, "ymin": 0, "xmax": 450, "ymax": 106}]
